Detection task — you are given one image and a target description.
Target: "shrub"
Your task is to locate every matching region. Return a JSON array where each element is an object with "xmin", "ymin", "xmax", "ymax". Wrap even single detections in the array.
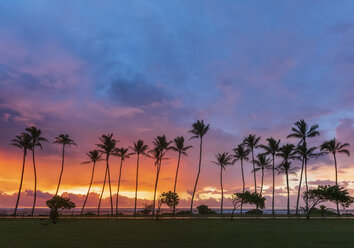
[{"xmin": 196, "ymin": 205, "xmax": 216, "ymax": 215}]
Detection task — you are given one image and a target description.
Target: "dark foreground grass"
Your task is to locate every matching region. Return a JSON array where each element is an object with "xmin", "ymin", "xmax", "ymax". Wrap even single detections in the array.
[{"xmin": 1, "ymin": 218, "xmax": 354, "ymax": 248}]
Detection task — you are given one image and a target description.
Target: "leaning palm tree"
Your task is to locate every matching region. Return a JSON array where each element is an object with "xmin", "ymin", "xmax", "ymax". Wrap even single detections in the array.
[
  {"xmin": 54, "ymin": 134, "xmax": 76, "ymax": 197},
  {"xmin": 130, "ymin": 140, "xmax": 149, "ymax": 216},
  {"xmin": 243, "ymin": 134, "xmax": 261, "ymax": 193},
  {"xmin": 23, "ymin": 126, "xmax": 48, "ymax": 216},
  {"xmin": 258, "ymin": 137, "xmax": 281, "ymax": 216},
  {"xmin": 233, "ymin": 144, "xmax": 250, "ymax": 215},
  {"xmin": 80, "ymin": 150, "xmax": 103, "ymax": 215},
  {"xmin": 11, "ymin": 133, "xmax": 33, "ymax": 216},
  {"xmin": 287, "ymin": 119, "xmax": 320, "ymax": 215},
  {"xmin": 96, "ymin": 133, "xmax": 118, "ymax": 216},
  {"xmin": 320, "ymin": 138, "xmax": 350, "ymax": 215},
  {"xmin": 212, "ymin": 152, "xmax": 233, "ymax": 215},
  {"xmin": 170, "ymin": 136, "xmax": 192, "ymax": 215},
  {"xmin": 189, "ymin": 120, "xmax": 210, "ymax": 213},
  {"xmin": 252, "ymin": 153, "xmax": 272, "ymax": 195},
  {"xmin": 115, "ymin": 147, "xmax": 133, "ymax": 214}
]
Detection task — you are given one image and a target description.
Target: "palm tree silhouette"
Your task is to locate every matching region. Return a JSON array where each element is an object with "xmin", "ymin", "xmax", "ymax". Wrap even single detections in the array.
[
  {"xmin": 96, "ymin": 133, "xmax": 118, "ymax": 216},
  {"xmin": 189, "ymin": 120, "xmax": 210, "ymax": 213},
  {"xmin": 23, "ymin": 126, "xmax": 48, "ymax": 216},
  {"xmin": 276, "ymin": 144, "xmax": 298, "ymax": 215},
  {"xmin": 233, "ymin": 144, "xmax": 250, "ymax": 215},
  {"xmin": 130, "ymin": 140, "xmax": 149, "ymax": 216},
  {"xmin": 115, "ymin": 147, "xmax": 133, "ymax": 214},
  {"xmin": 252, "ymin": 153, "xmax": 272, "ymax": 196},
  {"xmin": 54, "ymin": 134, "xmax": 76, "ymax": 197},
  {"xmin": 11, "ymin": 133, "xmax": 33, "ymax": 216},
  {"xmin": 212, "ymin": 152, "xmax": 233, "ymax": 215},
  {"xmin": 287, "ymin": 119, "xmax": 319, "ymax": 215},
  {"xmin": 320, "ymin": 138, "xmax": 350, "ymax": 215},
  {"xmin": 170, "ymin": 136, "xmax": 192, "ymax": 215},
  {"xmin": 258, "ymin": 137, "xmax": 281, "ymax": 216},
  {"xmin": 243, "ymin": 134, "xmax": 261, "ymax": 193},
  {"xmin": 80, "ymin": 150, "xmax": 102, "ymax": 215}
]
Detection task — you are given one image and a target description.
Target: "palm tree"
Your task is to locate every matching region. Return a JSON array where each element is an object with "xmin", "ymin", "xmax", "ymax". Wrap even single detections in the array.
[
  {"xmin": 130, "ymin": 140, "xmax": 149, "ymax": 216},
  {"xmin": 320, "ymin": 138, "xmax": 350, "ymax": 215},
  {"xmin": 212, "ymin": 152, "xmax": 233, "ymax": 215},
  {"xmin": 96, "ymin": 133, "xmax": 118, "ymax": 216},
  {"xmin": 243, "ymin": 134, "xmax": 261, "ymax": 193},
  {"xmin": 233, "ymin": 144, "xmax": 250, "ymax": 215},
  {"xmin": 295, "ymin": 142, "xmax": 318, "ymax": 219},
  {"xmin": 151, "ymin": 135, "xmax": 172, "ymax": 215},
  {"xmin": 80, "ymin": 150, "xmax": 102, "ymax": 215},
  {"xmin": 277, "ymin": 144, "xmax": 298, "ymax": 215},
  {"xmin": 170, "ymin": 136, "xmax": 192, "ymax": 215},
  {"xmin": 189, "ymin": 120, "xmax": 210, "ymax": 213},
  {"xmin": 287, "ymin": 119, "xmax": 320, "ymax": 215},
  {"xmin": 252, "ymin": 153, "xmax": 272, "ymax": 195},
  {"xmin": 23, "ymin": 126, "xmax": 48, "ymax": 216},
  {"xmin": 115, "ymin": 147, "xmax": 133, "ymax": 214},
  {"xmin": 54, "ymin": 134, "xmax": 76, "ymax": 197},
  {"xmin": 11, "ymin": 133, "xmax": 33, "ymax": 216},
  {"xmin": 258, "ymin": 137, "xmax": 281, "ymax": 216}
]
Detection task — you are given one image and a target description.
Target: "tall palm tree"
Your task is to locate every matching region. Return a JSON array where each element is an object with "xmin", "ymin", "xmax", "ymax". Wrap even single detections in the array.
[
  {"xmin": 130, "ymin": 140, "xmax": 149, "ymax": 216},
  {"xmin": 287, "ymin": 119, "xmax": 320, "ymax": 215},
  {"xmin": 170, "ymin": 136, "xmax": 192, "ymax": 215},
  {"xmin": 189, "ymin": 120, "xmax": 210, "ymax": 213},
  {"xmin": 295, "ymin": 142, "xmax": 318, "ymax": 219},
  {"xmin": 252, "ymin": 153, "xmax": 272, "ymax": 195},
  {"xmin": 23, "ymin": 126, "xmax": 48, "ymax": 216},
  {"xmin": 151, "ymin": 135, "xmax": 171, "ymax": 215},
  {"xmin": 233, "ymin": 144, "xmax": 250, "ymax": 215},
  {"xmin": 11, "ymin": 133, "xmax": 33, "ymax": 216},
  {"xmin": 80, "ymin": 150, "xmax": 102, "ymax": 215},
  {"xmin": 96, "ymin": 133, "xmax": 118, "ymax": 216},
  {"xmin": 212, "ymin": 152, "xmax": 233, "ymax": 215},
  {"xmin": 54, "ymin": 134, "xmax": 76, "ymax": 197},
  {"xmin": 243, "ymin": 134, "xmax": 261, "ymax": 193},
  {"xmin": 115, "ymin": 147, "xmax": 133, "ymax": 214},
  {"xmin": 277, "ymin": 144, "xmax": 298, "ymax": 215},
  {"xmin": 320, "ymin": 138, "xmax": 350, "ymax": 215},
  {"xmin": 258, "ymin": 137, "xmax": 281, "ymax": 216}
]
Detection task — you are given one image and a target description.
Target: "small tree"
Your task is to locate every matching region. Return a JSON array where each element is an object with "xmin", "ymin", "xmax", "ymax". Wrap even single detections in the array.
[
  {"xmin": 231, "ymin": 191, "xmax": 265, "ymax": 220},
  {"xmin": 160, "ymin": 191, "xmax": 179, "ymax": 214},
  {"xmin": 46, "ymin": 196, "xmax": 76, "ymax": 224}
]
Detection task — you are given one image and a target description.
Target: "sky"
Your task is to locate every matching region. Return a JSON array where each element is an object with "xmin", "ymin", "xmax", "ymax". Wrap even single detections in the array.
[{"xmin": 1, "ymin": 0, "xmax": 354, "ymax": 210}]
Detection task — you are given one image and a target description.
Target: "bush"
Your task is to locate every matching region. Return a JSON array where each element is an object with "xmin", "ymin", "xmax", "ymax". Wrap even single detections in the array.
[
  {"xmin": 140, "ymin": 204, "xmax": 153, "ymax": 215},
  {"xmin": 246, "ymin": 209, "xmax": 263, "ymax": 215},
  {"xmin": 196, "ymin": 205, "xmax": 216, "ymax": 215}
]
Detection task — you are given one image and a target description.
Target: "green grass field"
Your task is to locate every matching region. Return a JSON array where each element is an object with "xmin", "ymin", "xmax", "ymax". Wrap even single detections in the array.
[{"xmin": 1, "ymin": 218, "xmax": 354, "ymax": 248}]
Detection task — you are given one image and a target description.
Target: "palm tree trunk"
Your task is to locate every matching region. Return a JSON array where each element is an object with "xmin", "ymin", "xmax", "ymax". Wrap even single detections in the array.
[
  {"xmin": 106, "ymin": 156, "xmax": 113, "ymax": 216},
  {"xmin": 14, "ymin": 150, "xmax": 26, "ymax": 216},
  {"xmin": 296, "ymin": 158, "xmax": 304, "ymax": 215},
  {"xmin": 55, "ymin": 144, "xmax": 65, "ymax": 197},
  {"xmin": 152, "ymin": 159, "xmax": 162, "ymax": 215},
  {"xmin": 31, "ymin": 148, "xmax": 37, "ymax": 216},
  {"xmin": 173, "ymin": 152, "xmax": 181, "ymax": 216},
  {"xmin": 251, "ymin": 149, "xmax": 257, "ymax": 193},
  {"xmin": 286, "ymin": 171, "xmax": 290, "ymax": 215},
  {"xmin": 97, "ymin": 163, "xmax": 108, "ymax": 216},
  {"xmin": 220, "ymin": 166, "xmax": 223, "ymax": 215},
  {"xmin": 116, "ymin": 158, "xmax": 123, "ymax": 215},
  {"xmin": 333, "ymin": 153, "xmax": 340, "ymax": 215},
  {"xmin": 260, "ymin": 168, "xmax": 264, "ymax": 196},
  {"xmin": 81, "ymin": 162, "xmax": 96, "ymax": 215},
  {"xmin": 240, "ymin": 158, "xmax": 245, "ymax": 215},
  {"xmin": 134, "ymin": 154, "xmax": 140, "ymax": 216},
  {"xmin": 305, "ymin": 160, "xmax": 309, "ymax": 220},
  {"xmin": 190, "ymin": 137, "xmax": 203, "ymax": 213},
  {"xmin": 272, "ymin": 154, "xmax": 275, "ymax": 216}
]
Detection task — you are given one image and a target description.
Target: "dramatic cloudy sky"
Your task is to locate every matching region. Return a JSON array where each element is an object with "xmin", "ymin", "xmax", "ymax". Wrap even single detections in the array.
[{"xmin": 1, "ymin": 0, "xmax": 354, "ymax": 210}]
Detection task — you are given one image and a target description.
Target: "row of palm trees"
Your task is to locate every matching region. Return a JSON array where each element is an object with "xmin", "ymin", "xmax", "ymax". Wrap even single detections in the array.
[{"xmin": 10, "ymin": 119, "xmax": 350, "ymax": 216}]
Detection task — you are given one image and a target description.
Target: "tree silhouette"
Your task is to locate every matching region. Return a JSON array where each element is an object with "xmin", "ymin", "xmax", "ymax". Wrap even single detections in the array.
[
  {"xmin": 243, "ymin": 134, "xmax": 261, "ymax": 193},
  {"xmin": 80, "ymin": 150, "xmax": 102, "ymax": 215},
  {"xmin": 23, "ymin": 126, "xmax": 48, "ymax": 216},
  {"xmin": 320, "ymin": 138, "xmax": 350, "ymax": 215},
  {"xmin": 11, "ymin": 133, "xmax": 33, "ymax": 216},
  {"xmin": 252, "ymin": 153, "xmax": 272, "ymax": 196},
  {"xmin": 233, "ymin": 144, "xmax": 250, "ymax": 215},
  {"xmin": 130, "ymin": 140, "xmax": 149, "ymax": 216},
  {"xmin": 258, "ymin": 137, "xmax": 280, "ymax": 216},
  {"xmin": 54, "ymin": 134, "xmax": 76, "ymax": 197},
  {"xmin": 189, "ymin": 120, "xmax": 210, "ymax": 213},
  {"xmin": 96, "ymin": 133, "xmax": 118, "ymax": 216},
  {"xmin": 170, "ymin": 136, "xmax": 192, "ymax": 215},
  {"xmin": 212, "ymin": 152, "xmax": 233, "ymax": 215}
]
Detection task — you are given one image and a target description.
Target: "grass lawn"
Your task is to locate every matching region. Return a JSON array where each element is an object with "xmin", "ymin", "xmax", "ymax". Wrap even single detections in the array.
[{"xmin": 1, "ymin": 218, "xmax": 354, "ymax": 248}]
